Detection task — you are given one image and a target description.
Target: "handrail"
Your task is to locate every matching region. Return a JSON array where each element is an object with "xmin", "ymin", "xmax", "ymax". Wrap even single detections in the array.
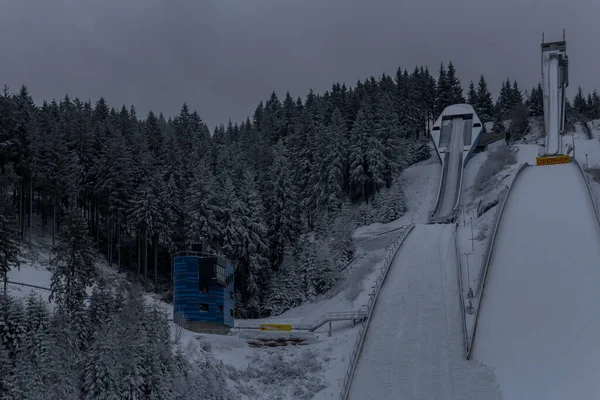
[
  {"xmin": 454, "ymin": 223, "xmax": 468, "ymax": 357},
  {"xmin": 339, "ymin": 253, "xmax": 366, "ymax": 272},
  {"xmin": 339, "ymin": 223, "xmax": 415, "ymax": 400},
  {"xmin": 5, "ymin": 280, "xmax": 51, "ymax": 291},
  {"xmin": 572, "ymin": 158, "xmax": 600, "ymax": 228},
  {"xmin": 468, "ymin": 162, "xmax": 530, "ymax": 358}
]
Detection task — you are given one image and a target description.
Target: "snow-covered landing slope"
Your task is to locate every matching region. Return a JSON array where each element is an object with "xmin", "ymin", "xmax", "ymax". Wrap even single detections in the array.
[
  {"xmin": 348, "ymin": 224, "xmax": 501, "ymax": 400},
  {"xmin": 472, "ymin": 163, "xmax": 600, "ymax": 399}
]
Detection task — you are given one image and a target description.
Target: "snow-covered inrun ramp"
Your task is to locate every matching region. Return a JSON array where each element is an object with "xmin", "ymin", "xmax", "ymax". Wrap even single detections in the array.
[
  {"xmin": 348, "ymin": 224, "xmax": 501, "ymax": 400},
  {"xmin": 472, "ymin": 163, "xmax": 600, "ymax": 399},
  {"xmin": 436, "ymin": 119, "xmax": 464, "ymax": 219}
]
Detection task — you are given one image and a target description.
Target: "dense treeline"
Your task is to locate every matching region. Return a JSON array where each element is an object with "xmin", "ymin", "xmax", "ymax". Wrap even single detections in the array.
[
  {"xmin": 572, "ymin": 86, "xmax": 600, "ymax": 121},
  {"xmin": 0, "ymin": 284, "xmax": 233, "ymax": 399},
  {"xmin": 0, "ymin": 61, "xmax": 588, "ymax": 318}
]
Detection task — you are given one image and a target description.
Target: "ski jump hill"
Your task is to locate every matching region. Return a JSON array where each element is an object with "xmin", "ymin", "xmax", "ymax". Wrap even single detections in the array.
[
  {"xmin": 469, "ymin": 34, "xmax": 600, "ymax": 399},
  {"xmin": 428, "ymin": 103, "xmax": 483, "ymax": 224},
  {"xmin": 345, "ymin": 32, "xmax": 600, "ymax": 400}
]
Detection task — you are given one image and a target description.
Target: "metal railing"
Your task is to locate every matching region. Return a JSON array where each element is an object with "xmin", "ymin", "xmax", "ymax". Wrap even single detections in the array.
[
  {"xmin": 339, "ymin": 254, "xmax": 366, "ymax": 272},
  {"xmin": 468, "ymin": 162, "xmax": 530, "ymax": 359},
  {"xmin": 234, "ymin": 310, "xmax": 368, "ymax": 332},
  {"xmin": 572, "ymin": 158, "xmax": 600, "ymax": 227},
  {"xmin": 339, "ymin": 223, "xmax": 415, "ymax": 400},
  {"xmin": 475, "ymin": 162, "xmax": 529, "ymax": 297},
  {"xmin": 5, "ymin": 280, "xmax": 51, "ymax": 291},
  {"xmin": 453, "ymin": 223, "xmax": 469, "ymax": 357}
]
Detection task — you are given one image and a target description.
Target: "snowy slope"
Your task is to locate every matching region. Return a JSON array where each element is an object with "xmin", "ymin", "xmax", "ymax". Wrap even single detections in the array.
[
  {"xmin": 348, "ymin": 224, "xmax": 502, "ymax": 400},
  {"xmin": 471, "ymin": 163, "xmax": 600, "ymax": 399},
  {"xmin": 435, "ymin": 118, "xmax": 465, "ymax": 219}
]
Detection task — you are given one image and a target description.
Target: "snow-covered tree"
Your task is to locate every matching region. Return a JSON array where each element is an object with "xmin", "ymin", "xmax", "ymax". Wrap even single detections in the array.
[{"xmin": 49, "ymin": 204, "xmax": 96, "ymax": 311}]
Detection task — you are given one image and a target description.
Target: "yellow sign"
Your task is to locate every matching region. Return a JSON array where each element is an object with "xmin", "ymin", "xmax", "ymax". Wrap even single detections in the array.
[
  {"xmin": 536, "ymin": 155, "xmax": 570, "ymax": 166},
  {"xmin": 259, "ymin": 323, "xmax": 292, "ymax": 331}
]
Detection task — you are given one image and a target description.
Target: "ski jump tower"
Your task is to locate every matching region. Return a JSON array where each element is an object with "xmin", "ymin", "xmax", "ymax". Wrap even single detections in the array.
[{"xmin": 541, "ymin": 31, "xmax": 569, "ymax": 156}]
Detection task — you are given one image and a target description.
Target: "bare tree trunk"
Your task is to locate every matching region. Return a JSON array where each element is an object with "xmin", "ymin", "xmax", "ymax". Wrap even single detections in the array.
[
  {"xmin": 19, "ymin": 180, "xmax": 23, "ymax": 239},
  {"xmin": 117, "ymin": 217, "xmax": 122, "ymax": 273},
  {"xmin": 154, "ymin": 233, "xmax": 158, "ymax": 289},
  {"xmin": 144, "ymin": 228, "xmax": 148, "ymax": 290},
  {"xmin": 95, "ymin": 197, "xmax": 100, "ymax": 248},
  {"xmin": 108, "ymin": 214, "xmax": 112, "ymax": 265},
  {"xmin": 137, "ymin": 232, "xmax": 141, "ymax": 280},
  {"xmin": 52, "ymin": 198, "xmax": 56, "ymax": 247}
]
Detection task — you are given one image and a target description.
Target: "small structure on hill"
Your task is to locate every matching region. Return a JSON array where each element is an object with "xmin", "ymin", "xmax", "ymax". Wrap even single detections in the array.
[{"xmin": 173, "ymin": 243, "xmax": 234, "ymax": 334}]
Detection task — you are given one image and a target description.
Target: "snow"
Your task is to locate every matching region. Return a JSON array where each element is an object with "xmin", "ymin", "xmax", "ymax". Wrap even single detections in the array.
[
  {"xmin": 434, "ymin": 118, "xmax": 464, "ymax": 219},
  {"xmin": 353, "ymin": 154, "xmax": 441, "ymax": 238},
  {"xmin": 471, "ymin": 162, "xmax": 600, "ymax": 400},
  {"xmin": 348, "ymin": 224, "xmax": 502, "ymax": 400},
  {"xmin": 439, "ymin": 104, "xmax": 481, "ymax": 123}
]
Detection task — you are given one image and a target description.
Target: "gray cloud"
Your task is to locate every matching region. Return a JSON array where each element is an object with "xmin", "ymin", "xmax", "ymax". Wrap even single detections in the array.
[{"xmin": 1, "ymin": 0, "xmax": 598, "ymax": 128}]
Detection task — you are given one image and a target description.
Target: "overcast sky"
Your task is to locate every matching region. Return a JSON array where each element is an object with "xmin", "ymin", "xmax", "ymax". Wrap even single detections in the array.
[{"xmin": 1, "ymin": 0, "xmax": 598, "ymax": 128}]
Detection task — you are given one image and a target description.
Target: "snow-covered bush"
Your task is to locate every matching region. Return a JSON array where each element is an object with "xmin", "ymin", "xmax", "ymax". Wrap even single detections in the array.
[
  {"xmin": 407, "ymin": 139, "xmax": 432, "ymax": 164},
  {"xmin": 372, "ymin": 181, "xmax": 407, "ymax": 224},
  {"xmin": 473, "ymin": 144, "xmax": 518, "ymax": 195},
  {"xmin": 262, "ymin": 234, "xmax": 339, "ymax": 316},
  {"xmin": 229, "ymin": 347, "xmax": 327, "ymax": 399}
]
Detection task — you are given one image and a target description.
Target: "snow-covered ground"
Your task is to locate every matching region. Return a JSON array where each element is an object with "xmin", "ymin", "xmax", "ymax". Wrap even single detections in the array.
[
  {"xmin": 471, "ymin": 162, "xmax": 600, "ymax": 399},
  {"xmin": 348, "ymin": 224, "xmax": 502, "ymax": 400},
  {"xmin": 5, "ymin": 151, "xmax": 444, "ymax": 399}
]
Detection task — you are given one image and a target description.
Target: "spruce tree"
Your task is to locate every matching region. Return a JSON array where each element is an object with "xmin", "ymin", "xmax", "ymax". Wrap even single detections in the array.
[
  {"xmin": 573, "ymin": 86, "xmax": 586, "ymax": 117},
  {"xmin": 467, "ymin": 81, "xmax": 478, "ymax": 105},
  {"xmin": 49, "ymin": 204, "xmax": 96, "ymax": 311},
  {"xmin": 475, "ymin": 75, "xmax": 495, "ymax": 122}
]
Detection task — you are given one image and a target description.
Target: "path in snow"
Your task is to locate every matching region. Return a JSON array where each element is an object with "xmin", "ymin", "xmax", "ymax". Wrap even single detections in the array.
[
  {"xmin": 348, "ymin": 224, "xmax": 502, "ymax": 400},
  {"xmin": 472, "ymin": 163, "xmax": 600, "ymax": 399}
]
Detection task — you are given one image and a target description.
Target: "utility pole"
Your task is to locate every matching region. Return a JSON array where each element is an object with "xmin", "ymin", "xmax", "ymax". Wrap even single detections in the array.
[
  {"xmin": 469, "ymin": 217, "xmax": 475, "ymax": 252},
  {"xmin": 462, "ymin": 252, "xmax": 474, "ymax": 295}
]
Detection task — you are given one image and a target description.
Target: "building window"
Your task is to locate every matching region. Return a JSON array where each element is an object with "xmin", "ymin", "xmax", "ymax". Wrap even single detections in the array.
[
  {"xmin": 230, "ymin": 309, "xmax": 234, "ymax": 317},
  {"xmin": 215, "ymin": 264, "xmax": 226, "ymax": 284},
  {"xmin": 230, "ymin": 291, "xmax": 234, "ymax": 299},
  {"xmin": 218, "ymin": 305, "xmax": 224, "ymax": 315},
  {"xmin": 199, "ymin": 285, "xmax": 209, "ymax": 294},
  {"xmin": 199, "ymin": 304, "xmax": 209, "ymax": 312}
]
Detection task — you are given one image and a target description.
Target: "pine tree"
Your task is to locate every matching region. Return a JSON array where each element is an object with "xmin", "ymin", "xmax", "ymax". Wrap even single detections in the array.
[
  {"xmin": 349, "ymin": 105, "xmax": 370, "ymax": 202},
  {"xmin": 511, "ymin": 81, "xmax": 523, "ymax": 106},
  {"xmin": 0, "ymin": 202, "xmax": 20, "ymax": 292},
  {"xmin": 475, "ymin": 75, "xmax": 495, "ymax": 121},
  {"xmin": 467, "ymin": 81, "xmax": 477, "ymax": 105},
  {"xmin": 49, "ymin": 204, "xmax": 96, "ymax": 311},
  {"xmin": 573, "ymin": 86, "xmax": 586, "ymax": 117},
  {"xmin": 323, "ymin": 108, "xmax": 348, "ymax": 211},
  {"xmin": 446, "ymin": 61, "xmax": 465, "ymax": 104},
  {"xmin": 526, "ymin": 83, "xmax": 544, "ymax": 117},
  {"xmin": 265, "ymin": 142, "xmax": 300, "ymax": 267}
]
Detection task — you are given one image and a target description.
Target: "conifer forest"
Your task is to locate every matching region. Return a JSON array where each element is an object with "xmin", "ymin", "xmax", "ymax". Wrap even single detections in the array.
[{"xmin": 2, "ymin": 59, "xmax": 600, "ymax": 398}]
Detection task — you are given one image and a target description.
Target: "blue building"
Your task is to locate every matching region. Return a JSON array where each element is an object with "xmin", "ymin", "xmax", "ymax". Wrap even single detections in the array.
[{"xmin": 173, "ymin": 248, "xmax": 235, "ymax": 334}]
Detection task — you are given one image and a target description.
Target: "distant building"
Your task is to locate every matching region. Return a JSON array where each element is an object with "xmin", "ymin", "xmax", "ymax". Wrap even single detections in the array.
[{"xmin": 173, "ymin": 244, "xmax": 234, "ymax": 334}]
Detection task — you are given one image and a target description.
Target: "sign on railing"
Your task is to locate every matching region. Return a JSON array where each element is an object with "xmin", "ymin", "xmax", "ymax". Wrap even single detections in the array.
[
  {"xmin": 259, "ymin": 324, "xmax": 292, "ymax": 332},
  {"xmin": 536, "ymin": 154, "xmax": 570, "ymax": 166}
]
